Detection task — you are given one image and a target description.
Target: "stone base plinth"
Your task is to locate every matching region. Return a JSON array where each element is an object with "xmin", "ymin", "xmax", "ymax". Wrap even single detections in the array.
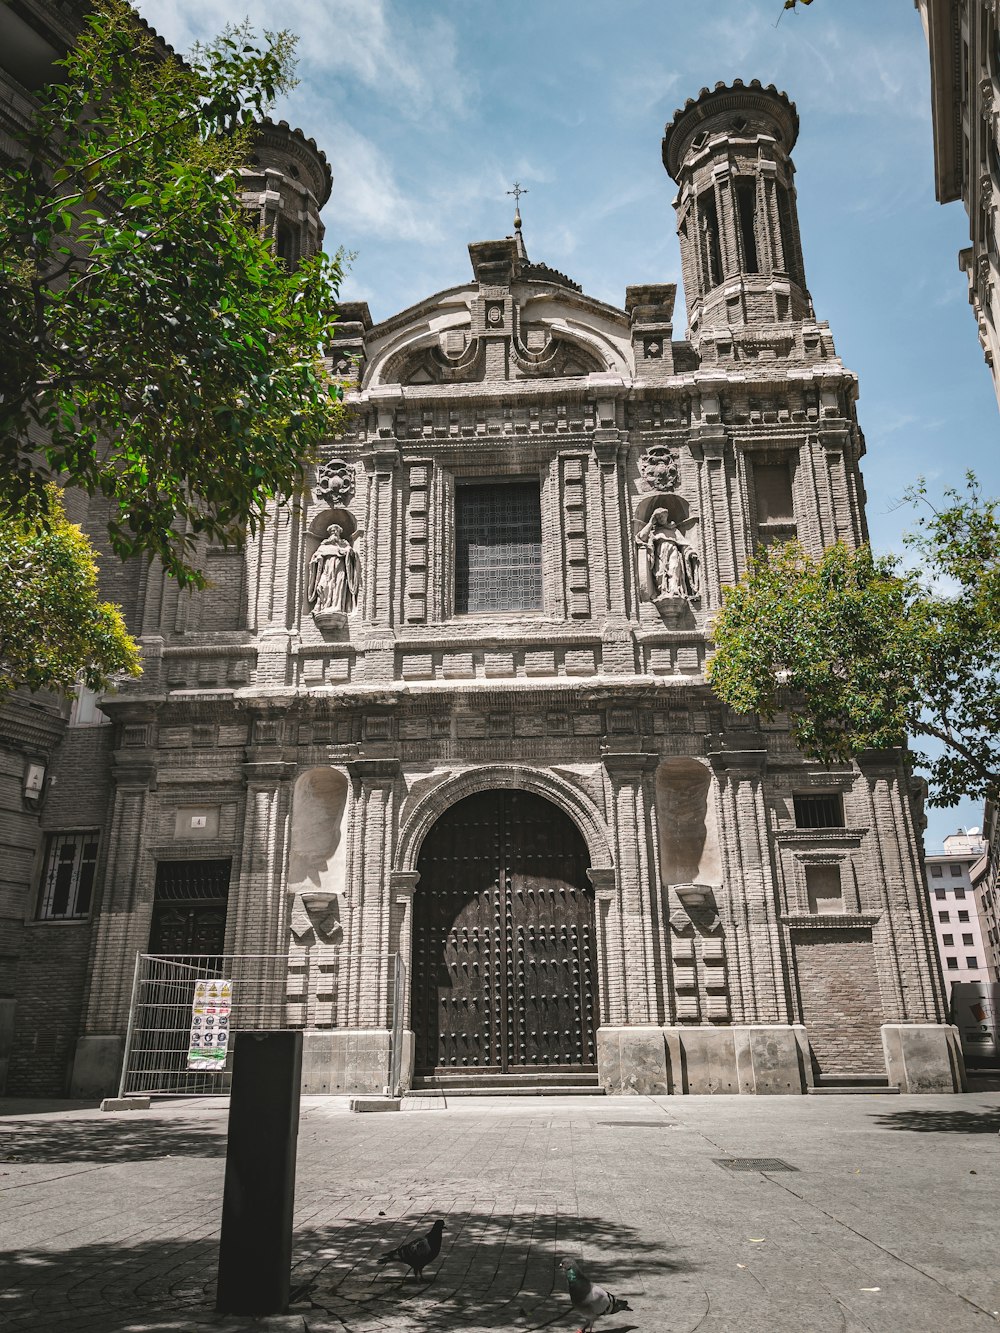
[
  {"xmin": 881, "ymin": 1023, "xmax": 967, "ymax": 1093},
  {"xmin": 301, "ymin": 1029, "xmax": 392, "ymax": 1095},
  {"xmin": 598, "ymin": 1025, "xmax": 812, "ymax": 1095},
  {"xmin": 70, "ymin": 1035, "xmax": 124, "ymax": 1098}
]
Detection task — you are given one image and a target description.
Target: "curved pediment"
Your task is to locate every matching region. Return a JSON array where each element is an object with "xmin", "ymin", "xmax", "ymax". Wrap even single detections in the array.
[{"xmin": 362, "ymin": 279, "xmax": 631, "ymax": 389}]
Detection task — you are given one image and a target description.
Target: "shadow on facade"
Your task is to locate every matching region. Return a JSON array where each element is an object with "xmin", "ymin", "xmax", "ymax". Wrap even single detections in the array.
[
  {"xmin": 868, "ymin": 1107, "xmax": 1000, "ymax": 1135},
  {"xmin": 0, "ymin": 1213, "xmax": 683, "ymax": 1332},
  {"xmin": 0, "ymin": 1116, "xmax": 226, "ymax": 1164}
]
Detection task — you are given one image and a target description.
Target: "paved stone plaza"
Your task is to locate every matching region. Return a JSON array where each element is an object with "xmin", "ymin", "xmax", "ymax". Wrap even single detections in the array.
[{"xmin": 1, "ymin": 1089, "xmax": 999, "ymax": 1332}]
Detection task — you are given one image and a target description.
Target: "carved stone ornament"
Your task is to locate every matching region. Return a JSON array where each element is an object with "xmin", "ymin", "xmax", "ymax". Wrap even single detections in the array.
[
  {"xmin": 315, "ymin": 457, "xmax": 356, "ymax": 508},
  {"xmin": 638, "ymin": 445, "xmax": 681, "ymax": 492}
]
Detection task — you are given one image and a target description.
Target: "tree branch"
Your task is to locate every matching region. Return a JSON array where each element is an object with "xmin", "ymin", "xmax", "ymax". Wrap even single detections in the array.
[{"xmin": 910, "ymin": 717, "xmax": 1000, "ymax": 789}]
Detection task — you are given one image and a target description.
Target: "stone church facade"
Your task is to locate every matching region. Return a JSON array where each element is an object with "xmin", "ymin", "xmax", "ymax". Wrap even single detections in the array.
[{"xmin": 4, "ymin": 76, "xmax": 965, "ymax": 1097}]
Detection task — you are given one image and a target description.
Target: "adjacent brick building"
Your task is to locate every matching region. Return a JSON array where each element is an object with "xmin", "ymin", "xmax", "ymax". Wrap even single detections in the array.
[{"xmin": 1, "ymin": 38, "xmax": 966, "ymax": 1096}]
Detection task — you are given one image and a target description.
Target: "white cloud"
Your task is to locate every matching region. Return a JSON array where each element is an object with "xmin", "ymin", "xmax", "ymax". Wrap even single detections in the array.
[
  {"xmin": 323, "ymin": 124, "xmax": 442, "ymax": 243},
  {"xmin": 136, "ymin": 0, "xmax": 472, "ymax": 120}
]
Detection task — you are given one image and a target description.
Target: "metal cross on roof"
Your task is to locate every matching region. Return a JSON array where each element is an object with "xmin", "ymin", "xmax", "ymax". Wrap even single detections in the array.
[{"xmin": 507, "ymin": 181, "xmax": 528, "ymax": 230}]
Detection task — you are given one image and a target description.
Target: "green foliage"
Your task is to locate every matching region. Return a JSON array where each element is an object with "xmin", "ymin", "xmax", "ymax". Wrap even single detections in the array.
[
  {"xmin": 0, "ymin": 489, "xmax": 141, "ymax": 702},
  {"xmin": 709, "ymin": 475, "xmax": 1000, "ymax": 806},
  {"xmin": 0, "ymin": 0, "xmax": 346, "ymax": 586}
]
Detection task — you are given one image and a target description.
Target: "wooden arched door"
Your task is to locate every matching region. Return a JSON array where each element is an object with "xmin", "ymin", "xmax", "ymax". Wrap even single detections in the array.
[{"xmin": 411, "ymin": 789, "xmax": 598, "ymax": 1075}]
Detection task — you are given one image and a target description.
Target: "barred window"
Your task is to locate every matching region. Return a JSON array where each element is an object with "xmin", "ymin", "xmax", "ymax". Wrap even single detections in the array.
[
  {"xmin": 793, "ymin": 794, "xmax": 844, "ymax": 829},
  {"xmin": 455, "ymin": 481, "xmax": 543, "ymax": 614},
  {"xmin": 38, "ymin": 832, "xmax": 98, "ymax": 920}
]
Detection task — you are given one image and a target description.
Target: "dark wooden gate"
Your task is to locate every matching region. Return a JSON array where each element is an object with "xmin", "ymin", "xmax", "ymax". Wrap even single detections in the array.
[
  {"xmin": 149, "ymin": 859, "xmax": 230, "ymax": 955},
  {"xmin": 412, "ymin": 789, "xmax": 598, "ymax": 1074}
]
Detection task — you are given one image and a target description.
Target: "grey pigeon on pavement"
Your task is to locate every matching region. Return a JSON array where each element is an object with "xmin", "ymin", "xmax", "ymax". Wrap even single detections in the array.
[
  {"xmin": 563, "ymin": 1260, "xmax": 632, "ymax": 1331},
  {"xmin": 379, "ymin": 1218, "xmax": 445, "ymax": 1281}
]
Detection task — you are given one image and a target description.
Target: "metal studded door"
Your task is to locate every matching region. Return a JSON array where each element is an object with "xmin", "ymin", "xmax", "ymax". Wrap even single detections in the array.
[
  {"xmin": 412, "ymin": 789, "xmax": 598, "ymax": 1074},
  {"xmin": 149, "ymin": 859, "xmax": 230, "ymax": 956}
]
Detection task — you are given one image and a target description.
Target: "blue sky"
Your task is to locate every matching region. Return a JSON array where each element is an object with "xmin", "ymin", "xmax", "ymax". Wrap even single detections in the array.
[{"xmin": 138, "ymin": 0, "xmax": 998, "ymax": 849}]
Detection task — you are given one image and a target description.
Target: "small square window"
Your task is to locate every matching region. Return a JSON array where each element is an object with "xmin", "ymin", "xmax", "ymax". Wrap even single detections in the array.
[
  {"xmin": 38, "ymin": 833, "xmax": 99, "ymax": 920},
  {"xmin": 931, "ymin": 865, "xmax": 944, "ymax": 878},
  {"xmin": 950, "ymin": 864, "xmax": 962, "ymax": 877},
  {"xmin": 955, "ymin": 887, "xmax": 966, "ymax": 899},
  {"xmin": 959, "ymin": 911, "xmax": 970, "ymax": 923},
  {"xmin": 946, "ymin": 957, "xmax": 959, "ymax": 969},
  {"xmin": 934, "ymin": 888, "xmax": 946, "ymax": 900},
  {"xmin": 966, "ymin": 956, "xmax": 979, "ymax": 968},
  {"xmin": 939, "ymin": 911, "xmax": 950, "ymax": 922},
  {"xmin": 943, "ymin": 934, "xmax": 954, "ymax": 946},
  {"xmin": 962, "ymin": 933, "xmax": 974, "ymax": 946},
  {"xmin": 793, "ymin": 794, "xmax": 844, "ymax": 829}
]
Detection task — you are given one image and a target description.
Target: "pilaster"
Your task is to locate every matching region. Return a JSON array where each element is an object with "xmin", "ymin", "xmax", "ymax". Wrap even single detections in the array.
[
  {"xmin": 601, "ymin": 751, "xmax": 662, "ymax": 1024},
  {"xmin": 708, "ymin": 737, "xmax": 789, "ymax": 1023},
  {"xmin": 345, "ymin": 758, "xmax": 401, "ymax": 1026}
]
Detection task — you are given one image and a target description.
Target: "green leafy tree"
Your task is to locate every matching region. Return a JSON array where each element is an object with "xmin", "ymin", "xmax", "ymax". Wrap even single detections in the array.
[
  {"xmin": 709, "ymin": 476, "xmax": 1000, "ymax": 806},
  {"xmin": 0, "ymin": 489, "xmax": 140, "ymax": 702},
  {"xmin": 0, "ymin": 0, "xmax": 347, "ymax": 588}
]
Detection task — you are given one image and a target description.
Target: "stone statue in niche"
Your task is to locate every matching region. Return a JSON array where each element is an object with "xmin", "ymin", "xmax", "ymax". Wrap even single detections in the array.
[
  {"xmin": 636, "ymin": 507, "xmax": 700, "ymax": 603},
  {"xmin": 308, "ymin": 521, "xmax": 361, "ymax": 623},
  {"xmin": 315, "ymin": 457, "xmax": 356, "ymax": 508},
  {"xmin": 638, "ymin": 445, "xmax": 680, "ymax": 493}
]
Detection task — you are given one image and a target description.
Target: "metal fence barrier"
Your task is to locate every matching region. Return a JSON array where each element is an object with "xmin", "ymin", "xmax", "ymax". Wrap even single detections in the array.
[{"xmin": 118, "ymin": 951, "xmax": 403, "ymax": 1098}]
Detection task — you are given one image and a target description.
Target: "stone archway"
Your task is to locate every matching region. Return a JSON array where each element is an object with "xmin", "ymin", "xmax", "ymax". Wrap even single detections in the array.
[{"xmin": 410, "ymin": 787, "xmax": 599, "ymax": 1077}]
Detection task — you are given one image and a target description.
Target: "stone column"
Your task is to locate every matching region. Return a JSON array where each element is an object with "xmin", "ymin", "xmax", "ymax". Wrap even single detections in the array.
[
  {"xmin": 359, "ymin": 424, "xmax": 400, "ymax": 682},
  {"xmin": 388, "ymin": 869, "xmax": 419, "ymax": 1031},
  {"xmin": 708, "ymin": 738, "xmax": 789, "ymax": 1024},
  {"xmin": 690, "ymin": 410, "xmax": 736, "ymax": 606},
  {"xmin": 389, "ymin": 869, "xmax": 419, "ymax": 1091},
  {"xmin": 592, "ymin": 421, "xmax": 636, "ymax": 673},
  {"xmin": 600, "ymin": 752, "xmax": 662, "ymax": 1025}
]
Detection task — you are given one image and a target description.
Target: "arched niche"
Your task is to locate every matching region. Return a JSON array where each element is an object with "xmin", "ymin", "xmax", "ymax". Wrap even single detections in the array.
[
  {"xmin": 655, "ymin": 757, "xmax": 722, "ymax": 887},
  {"xmin": 303, "ymin": 506, "xmax": 360, "ymax": 623},
  {"xmin": 634, "ymin": 491, "xmax": 691, "ymax": 526},
  {"xmin": 288, "ymin": 766, "xmax": 349, "ymax": 897}
]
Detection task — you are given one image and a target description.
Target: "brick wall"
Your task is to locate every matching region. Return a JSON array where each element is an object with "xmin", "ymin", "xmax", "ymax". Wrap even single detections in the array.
[
  {"xmin": 6, "ymin": 922, "xmax": 91, "ymax": 1095},
  {"xmin": 792, "ymin": 927, "xmax": 884, "ymax": 1076}
]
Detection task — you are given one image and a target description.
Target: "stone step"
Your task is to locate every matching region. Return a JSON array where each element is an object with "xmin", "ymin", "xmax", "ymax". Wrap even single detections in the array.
[
  {"xmin": 406, "ymin": 1084, "xmax": 606, "ymax": 1098},
  {"xmin": 807, "ymin": 1085, "xmax": 900, "ymax": 1095},
  {"xmin": 410, "ymin": 1069, "xmax": 603, "ymax": 1097},
  {"xmin": 413, "ymin": 1069, "xmax": 599, "ymax": 1090}
]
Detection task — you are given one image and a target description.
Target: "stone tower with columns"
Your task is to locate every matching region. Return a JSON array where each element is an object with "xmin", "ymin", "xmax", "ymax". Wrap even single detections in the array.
[
  {"xmin": 666, "ymin": 79, "xmax": 811, "ymax": 332},
  {"xmin": 6, "ymin": 81, "xmax": 964, "ymax": 1101}
]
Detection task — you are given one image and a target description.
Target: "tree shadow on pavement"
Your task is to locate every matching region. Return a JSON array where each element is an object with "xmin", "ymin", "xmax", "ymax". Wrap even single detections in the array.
[
  {"xmin": 295, "ymin": 1209, "xmax": 686, "ymax": 1332},
  {"xmin": 0, "ymin": 1116, "xmax": 226, "ymax": 1163},
  {"xmin": 868, "ymin": 1106, "xmax": 1000, "ymax": 1134},
  {"xmin": 0, "ymin": 1211, "xmax": 687, "ymax": 1333}
]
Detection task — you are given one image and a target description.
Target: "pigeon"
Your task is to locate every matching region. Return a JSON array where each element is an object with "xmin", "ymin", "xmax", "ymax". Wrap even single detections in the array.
[
  {"xmin": 379, "ymin": 1218, "xmax": 445, "ymax": 1281},
  {"xmin": 563, "ymin": 1260, "xmax": 632, "ymax": 1331}
]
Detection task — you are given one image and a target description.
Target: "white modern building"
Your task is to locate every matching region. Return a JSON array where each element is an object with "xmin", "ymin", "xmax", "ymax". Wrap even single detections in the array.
[{"xmin": 925, "ymin": 830, "xmax": 995, "ymax": 991}]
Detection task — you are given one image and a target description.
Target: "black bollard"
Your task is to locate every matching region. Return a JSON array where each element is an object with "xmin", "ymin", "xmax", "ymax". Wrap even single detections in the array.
[{"xmin": 216, "ymin": 1030, "xmax": 302, "ymax": 1315}]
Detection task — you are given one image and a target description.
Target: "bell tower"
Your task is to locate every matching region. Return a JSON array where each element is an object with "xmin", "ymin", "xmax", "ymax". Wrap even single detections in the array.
[
  {"xmin": 241, "ymin": 118, "xmax": 332, "ymax": 268},
  {"xmin": 662, "ymin": 79, "xmax": 812, "ymax": 335}
]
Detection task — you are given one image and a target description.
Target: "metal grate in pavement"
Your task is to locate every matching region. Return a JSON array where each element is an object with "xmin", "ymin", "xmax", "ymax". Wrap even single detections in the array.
[
  {"xmin": 599, "ymin": 1120, "xmax": 677, "ymax": 1128},
  {"xmin": 715, "ymin": 1157, "xmax": 798, "ymax": 1172}
]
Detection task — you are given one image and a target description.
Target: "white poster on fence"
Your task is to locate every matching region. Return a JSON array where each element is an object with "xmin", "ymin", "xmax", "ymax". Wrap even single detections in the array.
[{"xmin": 187, "ymin": 978, "xmax": 232, "ymax": 1071}]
